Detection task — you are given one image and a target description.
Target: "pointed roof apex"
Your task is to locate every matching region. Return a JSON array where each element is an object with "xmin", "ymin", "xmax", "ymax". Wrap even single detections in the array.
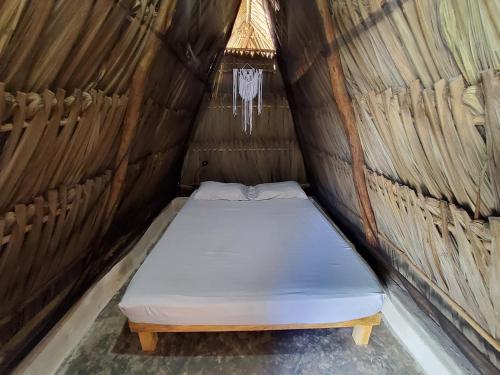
[{"xmin": 225, "ymin": 0, "xmax": 276, "ymax": 58}]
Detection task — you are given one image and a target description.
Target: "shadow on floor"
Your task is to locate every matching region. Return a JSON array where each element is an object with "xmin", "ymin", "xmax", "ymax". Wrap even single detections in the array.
[
  {"xmin": 113, "ymin": 323, "xmax": 358, "ymax": 357},
  {"xmin": 57, "ymin": 285, "xmax": 423, "ymax": 375}
]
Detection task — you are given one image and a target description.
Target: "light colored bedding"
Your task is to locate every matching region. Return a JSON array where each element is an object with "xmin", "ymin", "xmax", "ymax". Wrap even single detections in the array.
[{"xmin": 119, "ymin": 197, "xmax": 384, "ymax": 325}]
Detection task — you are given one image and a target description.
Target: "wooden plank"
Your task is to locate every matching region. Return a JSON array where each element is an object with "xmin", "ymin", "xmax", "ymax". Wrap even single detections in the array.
[
  {"xmin": 129, "ymin": 313, "xmax": 382, "ymax": 333},
  {"xmin": 314, "ymin": 0, "xmax": 379, "ymax": 247}
]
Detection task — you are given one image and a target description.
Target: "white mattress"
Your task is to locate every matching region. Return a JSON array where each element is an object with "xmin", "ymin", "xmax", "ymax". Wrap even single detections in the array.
[{"xmin": 119, "ymin": 197, "xmax": 384, "ymax": 325}]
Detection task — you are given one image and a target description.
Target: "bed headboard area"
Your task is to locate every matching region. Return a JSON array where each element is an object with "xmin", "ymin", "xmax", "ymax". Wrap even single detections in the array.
[{"xmin": 181, "ymin": 55, "xmax": 307, "ymax": 186}]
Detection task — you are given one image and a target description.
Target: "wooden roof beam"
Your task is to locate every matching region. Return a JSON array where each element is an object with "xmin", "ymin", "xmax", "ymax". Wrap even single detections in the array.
[
  {"xmin": 103, "ymin": 0, "xmax": 176, "ymax": 233},
  {"xmin": 315, "ymin": 0, "xmax": 379, "ymax": 248}
]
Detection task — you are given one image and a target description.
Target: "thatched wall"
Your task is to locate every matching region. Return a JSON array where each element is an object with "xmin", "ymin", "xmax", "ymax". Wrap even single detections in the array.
[
  {"xmin": 270, "ymin": 0, "xmax": 499, "ymax": 368},
  {"xmin": 0, "ymin": 0, "xmax": 498, "ymax": 371},
  {"xmin": 117, "ymin": 40, "xmax": 201, "ymax": 217},
  {"xmin": 0, "ymin": 0, "xmax": 159, "ymax": 94},
  {"xmin": 182, "ymin": 55, "xmax": 306, "ymax": 186},
  {"xmin": 0, "ymin": 0, "xmax": 239, "ymax": 371}
]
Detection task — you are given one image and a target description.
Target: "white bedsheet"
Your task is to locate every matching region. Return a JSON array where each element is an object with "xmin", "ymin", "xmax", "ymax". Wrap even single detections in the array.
[{"xmin": 119, "ymin": 198, "xmax": 384, "ymax": 325}]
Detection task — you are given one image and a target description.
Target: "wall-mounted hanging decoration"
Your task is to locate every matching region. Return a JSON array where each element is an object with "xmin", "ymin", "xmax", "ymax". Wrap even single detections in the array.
[{"xmin": 233, "ymin": 67, "xmax": 263, "ymax": 134}]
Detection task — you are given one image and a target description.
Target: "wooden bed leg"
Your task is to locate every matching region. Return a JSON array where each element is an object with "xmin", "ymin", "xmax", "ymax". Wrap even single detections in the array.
[
  {"xmin": 138, "ymin": 331, "xmax": 158, "ymax": 351},
  {"xmin": 352, "ymin": 325, "xmax": 373, "ymax": 345}
]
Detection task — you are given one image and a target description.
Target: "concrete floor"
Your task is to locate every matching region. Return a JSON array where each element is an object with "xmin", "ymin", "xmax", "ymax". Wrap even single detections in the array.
[{"xmin": 57, "ymin": 287, "xmax": 422, "ymax": 375}]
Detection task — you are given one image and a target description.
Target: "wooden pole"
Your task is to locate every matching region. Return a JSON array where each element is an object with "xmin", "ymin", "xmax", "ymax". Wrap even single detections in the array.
[
  {"xmin": 103, "ymin": 0, "xmax": 175, "ymax": 231},
  {"xmin": 315, "ymin": 0, "xmax": 379, "ymax": 247},
  {"xmin": 489, "ymin": 217, "xmax": 499, "ymax": 339}
]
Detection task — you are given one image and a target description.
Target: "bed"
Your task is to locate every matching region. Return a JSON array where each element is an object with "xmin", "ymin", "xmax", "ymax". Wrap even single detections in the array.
[{"xmin": 119, "ymin": 182, "xmax": 384, "ymax": 351}]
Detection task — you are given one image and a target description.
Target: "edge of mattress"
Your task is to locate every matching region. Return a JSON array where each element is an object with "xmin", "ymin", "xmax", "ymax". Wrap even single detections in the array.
[{"xmin": 119, "ymin": 293, "xmax": 384, "ymax": 325}]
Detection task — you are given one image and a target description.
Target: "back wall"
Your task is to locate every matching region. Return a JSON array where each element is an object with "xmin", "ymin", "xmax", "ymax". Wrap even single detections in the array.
[{"xmin": 181, "ymin": 54, "xmax": 307, "ymax": 186}]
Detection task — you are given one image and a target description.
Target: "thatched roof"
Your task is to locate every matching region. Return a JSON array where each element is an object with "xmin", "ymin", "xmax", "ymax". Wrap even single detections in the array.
[
  {"xmin": 0, "ymin": 0, "xmax": 499, "ymax": 373},
  {"xmin": 225, "ymin": 0, "xmax": 275, "ymax": 58}
]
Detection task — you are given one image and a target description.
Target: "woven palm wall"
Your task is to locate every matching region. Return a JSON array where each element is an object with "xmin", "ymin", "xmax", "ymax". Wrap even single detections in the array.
[
  {"xmin": 270, "ymin": 0, "xmax": 499, "ymax": 368},
  {"xmin": 1, "ymin": 0, "xmax": 498, "ymax": 371},
  {"xmin": 0, "ymin": 0, "xmax": 239, "ymax": 371},
  {"xmin": 181, "ymin": 54, "xmax": 307, "ymax": 186}
]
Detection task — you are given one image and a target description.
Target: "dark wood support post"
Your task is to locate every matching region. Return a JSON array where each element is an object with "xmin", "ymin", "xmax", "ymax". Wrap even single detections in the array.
[
  {"xmin": 103, "ymin": 0, "xmax": 175, "ymax": 231},
  {"xmin": 315, "ymin": 0, "xmax": 379, "ymax": 247}
]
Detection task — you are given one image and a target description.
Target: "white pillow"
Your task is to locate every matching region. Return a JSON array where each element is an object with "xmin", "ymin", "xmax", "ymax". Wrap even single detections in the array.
[
  {"xmin": 192, "ymin": 181, "xmax": 249, "ymax": 201},
  {"xmin": 251, "ymin": 181, "xmax": 307, "ymax": 200}
]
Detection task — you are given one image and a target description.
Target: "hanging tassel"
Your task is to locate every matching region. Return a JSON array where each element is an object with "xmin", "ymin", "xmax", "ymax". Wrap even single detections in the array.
[{"xmin": 232, "ymin": 67, "xmax": 263, "ymax": 134}]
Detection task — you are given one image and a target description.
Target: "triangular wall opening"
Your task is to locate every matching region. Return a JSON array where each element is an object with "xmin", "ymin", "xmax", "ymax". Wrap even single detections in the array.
[{"xmin": 181, "ymin": 0, "xmax": 306, "ymax": 186}]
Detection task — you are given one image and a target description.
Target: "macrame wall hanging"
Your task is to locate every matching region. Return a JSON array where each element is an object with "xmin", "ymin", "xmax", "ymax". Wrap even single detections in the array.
[{"xmin": 232, "ymin": 67, "xmax": 263, "ymax": 134}]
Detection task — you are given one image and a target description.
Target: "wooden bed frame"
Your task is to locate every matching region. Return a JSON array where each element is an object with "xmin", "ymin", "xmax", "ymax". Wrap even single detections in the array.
[{"xmin": 129, "ymin": 313, "xmax": 382, "ymax": 351}]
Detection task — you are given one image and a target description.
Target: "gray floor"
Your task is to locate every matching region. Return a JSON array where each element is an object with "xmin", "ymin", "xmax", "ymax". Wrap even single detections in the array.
[{"xmin": 57, "ymin": 286, "xmax": 422, "ymax": 375}]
